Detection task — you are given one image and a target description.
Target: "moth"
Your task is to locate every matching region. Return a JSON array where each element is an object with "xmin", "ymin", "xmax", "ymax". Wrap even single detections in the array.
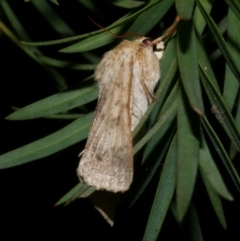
[{"xmin": 77, "ymin": 35, "xmax": 165, "ymax": 192}]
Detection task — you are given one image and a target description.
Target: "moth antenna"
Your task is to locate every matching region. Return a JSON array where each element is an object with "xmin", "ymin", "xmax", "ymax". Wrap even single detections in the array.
[
  {"xmin": 166, "ymin": 14, "xmax": 181, "ymax": 37},
  {"xmin": 87, "ymin": 16, "xmax": 143, "ymax": 39},
  {"xmin": 149, "ymin": 33, "xmax": 168, "ymax": 47},
  {"xmin": 150, "ymin": 14, "xmax": 181, "ymax": 47}
]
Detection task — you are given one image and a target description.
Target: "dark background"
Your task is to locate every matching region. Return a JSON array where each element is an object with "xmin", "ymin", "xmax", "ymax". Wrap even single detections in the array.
[{"xmin": 1, "ymin": 0, "xmax": 240, "ymax": 240}]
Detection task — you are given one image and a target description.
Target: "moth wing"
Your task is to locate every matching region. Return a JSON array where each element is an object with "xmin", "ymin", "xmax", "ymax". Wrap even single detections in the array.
[
  {"xmin": 77, "ymin": 42, "xmax": 134, "ymax": 192},
  {"xmin": 131, "ymin": 44, "xmax": 160, "ymax": 129}
]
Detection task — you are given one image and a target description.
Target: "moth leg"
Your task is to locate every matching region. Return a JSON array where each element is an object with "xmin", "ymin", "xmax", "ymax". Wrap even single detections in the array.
[
  {"xmin": 139, "ymin": 77, "xmax": 158, "ymax": 102},
  {"xmin": 136, "ymin": 48, "xmax": 159, "ymax": 103},
  {"xmin": 79, "ymin": 150, "xmax": 84, "ymax": 157}
]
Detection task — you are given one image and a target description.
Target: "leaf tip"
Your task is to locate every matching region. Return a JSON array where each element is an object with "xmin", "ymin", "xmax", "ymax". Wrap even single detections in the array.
[
  {"xmin": 192, "ymin": 107, "xmax": 204, "ymax": 116},
  {"xmin": 227, "ymin": 195, "xmax": 234, "ymax": 202}
]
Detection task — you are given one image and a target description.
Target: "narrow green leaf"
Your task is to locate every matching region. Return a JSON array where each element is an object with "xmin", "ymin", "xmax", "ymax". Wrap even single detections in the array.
[
  {"xmin": 20, "ymin": 11, "xmax": 129, "ymax": 47},
  {"xmin": 60, "ymin": 0, "xmax": 172, "ymax": 53},
  {"xmin": 54, "ymin": 183, "xmax": 88, "ymax": 206},
  {"xmin": 10, "ymin": 107, "xmax": 84, "ymax": 120},
  {"xmin": 199, "ymin": 65, "xmax": 240, "ymax": 152},
  {"xmin": 49, "ymin": 0, "xmax": 59, "ymax": 5},
  {"xmin": 217, "ymin": 16, "xmax": 228, "ymax": 35},
  {"xmin": 110, "ymin": 0, "xmax": 145, "ymax": 9},
  {"xmin": 39, "ymin": 55, "xmax": 96, "ymax": 70},
  {"xmin": 79, "ymin": 186, "xmax": 96, "ymax": 198},
  {"xmin": 209, "ymin": 49, "xmax": 222, "ymax": 62},
  {"xmin": 6, "ymin": 78, "xmax": 97, "ymax": 120},
  {"xmin": 229, "ymin": 94, "xmax": 240, "ymax": 160},
  {"xmin": 175, "ymin": 0, "xmax": 195, "ymax": 20},
  {"xmin": 177, "ymin": 86, "xmax": 199, "ymax": 221},
  {"xmin": 21, "ymin": 0, "xmax": 161, "ymax": 46},
  {"xmin": 193, "ymin": 0, "xmax": 213, "ymax": 34},
  {"xmin": 55, "ymin": 183, "xmax": 93, "ymax": 206},
  {"xmin": 170, "ymin": 199, "xmax": 178, "ymax": 219},
  {"xmin": 0, "ymin": 113, "xmax": 94, "ymax": 168},
  {"xmin": 127, "ymin": 0, "xmax": 174, "ymax": 34},
  {"xmin": 41, "ymin": 113, "xmax": 83, "ymax": 120},
  {"xmin": 0, "ymin": 4, "xmax": 68, "ymax": 91},
  {"xmin": 201, "ymin": 117, "xmax": 240, "ymax": 191},
  {"xmin": 224, "ymin": 0, "xmax": 240, "ymax": 21},
  {"xmin": 128, "ymin": 125, "xmax": 175, "ymax": 207},
  {"xmin": 64, "ymin": 185, "xmax": 95, "ymax": 206},
  {"xmin": 200, "ymin": 168, "xmax": 227, "ymax": 229},
  {"xmin": 171, "ymin": 202, "xmax": 205, "ymax": 240},
  {"xmin": 199, "ymin": 149, "xmax": 233, "ymax": 200},
  {"xmin": 223, "ymin": 9, "xmax": 240, "ymax": 111},
  {"xmin": 58, "ymin": 9, "xmax": 132, "ymax": 53},
  {"xmin": 197, "ymin": 0, "xmax": 240, "ymax": 83},
  {"xmin": 0, "ymin": 24, "xmax": 67, "ymax": 92},
  {"xmin": 0, "ymin": 16, "xmax": 31, "ymax": 55},
  {"xmin": 186, "ymin": 205, "xmax": 204, "ymax": 241},
  {"xmin": 143, "ymin": 135, "xmax": 177, "ymax": 241},
  {"xmin": 0, "ymin": 20, "xmax": 33, "ymax": 56},
  {"xmin": 196, "ymin": 29, "xmax": 220, "ymax": 91},
  {"xmin": 31, "ymin": 0, "xmax": 74, "ymax": 36},
  {"xmin": 81, "ymin": 52, "xmax": 100, "ymax": 65},
  {"xmin": 1, "ymin": 0, "xmax": 39, "ymax": 52},
  {"xmin": 197, "ymin": 14, "xmax": 227, "ymax": 55},
  {"xmin": 177, "ymin": 20, "xmax": 204, "ymax": 115},
  {"xmin": 77, "ymin": 0, "xmax": 102, "ymax": 15},
  {"xmin": 0, "ymin": 28, "xmax": 67, "ymax": 91},
  {"xmin": 59, "ymin": 25, "xmax": 124, "ymax": 53}
]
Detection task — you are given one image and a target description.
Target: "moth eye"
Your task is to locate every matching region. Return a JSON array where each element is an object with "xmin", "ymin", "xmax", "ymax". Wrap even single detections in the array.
[{"xmin": 142, "ymin": 38, "xmax": 152, "ymax": 47}]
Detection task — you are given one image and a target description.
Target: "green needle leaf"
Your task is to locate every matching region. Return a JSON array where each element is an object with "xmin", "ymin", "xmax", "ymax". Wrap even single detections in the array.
[
  {"xmin": 176, "ymin": 86, "xmax": 199, "ymax": 221},
  {"xmin": 55, "ymin": 183, "xmax": 95, "ymax": 206},
  {"xmin": 143, "ymin": 135, "xmax": 177, "ymax": 241},
  {"xmin": 224, "ymin": 0, "xmax": 240, "ymax": 21},
  {"xmin": 197, "ymin": 0, "xmax": 240, "ymax": 83},
  {"xmin": 199, "ymin": 149, "xmax": 233, "ymax": 200},
  {"xmin": 0, "ymin": 113, "xmax": 93, "ymax": 168},
  {"xmin": 110, "ymin": 0, "xmax": 145, "ymax": 9},
  {"xmin": 175, "ymin": 0, "xmax": 195, "ymax": 20},
  {"xmin": 177, "ymin": 20, "xmax": 204, "ymax": 115},
  {"xmin": 223, "ymin": 8, "xmax": 240, "ymax": 111},
  {"xmin": 200, "ymin": 168, "xmax": 227, "ymax": 229},
  {"xmin": 201, "ymin": 117, "xmax": 240, "ymax": 191},
  {"xmin": 6, "ymin": 78, "xmax": 97, "ymax": 120},
  {"xmin": 186, "ymin": 205, "xmax": 204, "ymax": 241}
]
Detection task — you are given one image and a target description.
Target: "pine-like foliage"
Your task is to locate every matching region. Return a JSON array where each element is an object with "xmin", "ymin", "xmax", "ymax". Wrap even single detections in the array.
[{"xmin": 1, "ymin": 0, "xmax": 240, "ymax": 240}]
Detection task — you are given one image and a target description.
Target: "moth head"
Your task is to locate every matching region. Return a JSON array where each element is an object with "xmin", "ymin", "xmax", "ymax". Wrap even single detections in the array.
[
  {"xmin": 141, "ymin": 38, "xmax": 152, "ymax": 47},
  {"xmin": 141, "ymin": 37, "xmax": 165, "ymax": 60}
]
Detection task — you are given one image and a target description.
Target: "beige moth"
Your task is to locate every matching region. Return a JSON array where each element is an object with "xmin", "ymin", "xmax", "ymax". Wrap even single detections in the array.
[{"xmin": 77, "ymin": 35, "xmax": 165, "ymax": 193}]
